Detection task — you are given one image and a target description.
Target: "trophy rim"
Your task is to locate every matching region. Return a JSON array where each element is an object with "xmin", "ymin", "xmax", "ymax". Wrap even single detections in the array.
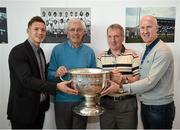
[{"xmin": 69, "ymin": 68, "xmax": 110, "ymax": 75}]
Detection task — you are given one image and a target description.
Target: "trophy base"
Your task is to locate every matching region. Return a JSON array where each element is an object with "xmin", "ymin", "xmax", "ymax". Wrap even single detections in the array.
[{"xmin": 73, "ymin": 104, "xmax": 104, "ymax": 116}]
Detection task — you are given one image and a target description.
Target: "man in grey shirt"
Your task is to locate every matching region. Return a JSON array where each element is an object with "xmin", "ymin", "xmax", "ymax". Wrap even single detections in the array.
[{"xmin": 101, "ymin": 15, "xmax": 175, "ymax": 129}]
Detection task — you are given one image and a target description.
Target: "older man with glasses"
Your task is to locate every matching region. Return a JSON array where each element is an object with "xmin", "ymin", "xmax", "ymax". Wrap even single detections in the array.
[{"xmin": 47, "ymin": 18, "xmax": 96, "ymax": 129}]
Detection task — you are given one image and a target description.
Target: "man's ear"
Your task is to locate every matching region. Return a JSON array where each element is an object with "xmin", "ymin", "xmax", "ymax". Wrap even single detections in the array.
[{"xmin": 156, "ymin": 25, "xmax": 159, "ymax": 33}]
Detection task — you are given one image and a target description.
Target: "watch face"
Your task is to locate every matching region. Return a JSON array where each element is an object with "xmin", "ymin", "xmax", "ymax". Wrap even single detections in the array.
[
  {"xmin": 125, "ymin": 76, "xmax": 128, "ymax": 84},
  {"xmin": 125, "ymin": 79, "xmax": 128, "ymax": 84}
]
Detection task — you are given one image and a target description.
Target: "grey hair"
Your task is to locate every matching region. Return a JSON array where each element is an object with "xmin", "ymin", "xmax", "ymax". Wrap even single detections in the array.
[
  {"xmin": 107, "ymin": 24, "xmax": 124, "ymax": 41},
  {"xmin": 66, "ymin": 18, "xmax": 86, "ymax": 31}
]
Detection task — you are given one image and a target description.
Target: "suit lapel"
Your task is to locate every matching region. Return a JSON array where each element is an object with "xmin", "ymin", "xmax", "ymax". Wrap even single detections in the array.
[
  {"xmin": 24, "ymin": 40, "xmax": 47, "ymax": 78},
  {"xmin": 24, "ymin": 40, "xmax": 40, "ymax": 71}
]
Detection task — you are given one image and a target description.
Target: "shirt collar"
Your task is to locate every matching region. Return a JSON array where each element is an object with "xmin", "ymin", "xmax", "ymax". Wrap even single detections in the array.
[
  {"xmin": 28, "ymin": 39, "xmax": 39, "ymax": 53},
  {"xmin": 107, "ymin": 44, "xmax": 126, "ymax": 55},
  {"xmin": 68, "ymin": 40, "xmax": 82, "ymax": 48},
  {"xmin": 146, "ymin": 38, "xmax": 160, "ymax": 51}
]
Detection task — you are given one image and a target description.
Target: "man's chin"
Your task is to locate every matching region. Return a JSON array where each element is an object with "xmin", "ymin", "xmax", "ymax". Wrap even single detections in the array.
[
  {"xmin": 142, "ymin": 38, "xmax": 151, "ymax": 43},
  {"xmin": 72, "ymin": 41, "xmax": 81, "ymax": 44}
]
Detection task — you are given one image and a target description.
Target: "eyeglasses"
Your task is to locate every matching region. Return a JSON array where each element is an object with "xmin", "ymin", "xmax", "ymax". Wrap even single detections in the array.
[{"xmin": 68, "ymin": 28, "xmax": 84, "ymax": 33}]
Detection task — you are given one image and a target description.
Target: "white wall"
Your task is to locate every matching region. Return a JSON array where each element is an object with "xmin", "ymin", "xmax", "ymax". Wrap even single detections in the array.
[{"xmin": 0, "ymin": 0, "xmax": 180, "ymax": 129}]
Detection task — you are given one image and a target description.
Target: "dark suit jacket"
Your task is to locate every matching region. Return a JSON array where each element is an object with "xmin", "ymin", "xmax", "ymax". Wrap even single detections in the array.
[{"xmin": 7, "ymin": 40, "xmax": 57, "ymax": 124}]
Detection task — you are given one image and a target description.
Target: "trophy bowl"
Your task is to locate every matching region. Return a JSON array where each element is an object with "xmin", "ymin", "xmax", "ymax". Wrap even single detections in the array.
[{"xmin": 61, "ymin": 68, "xmax": 110, "ymax": 116}]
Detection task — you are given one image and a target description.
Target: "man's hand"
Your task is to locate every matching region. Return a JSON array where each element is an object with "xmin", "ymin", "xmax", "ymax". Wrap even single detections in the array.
[
  {"xmin": 55, "ymin": 66, "xmax": 68, "ymax": 77},
  {"xmin": 57, "ymin": 80, "xmax": 78, "ymax": 95},
  {"xmin": 110, "ymin": 68, "xmax": 123, "ymax": 84},
  {"xmin": 101, "ymin": 80, "xmax": 120, "ymax": 96}
]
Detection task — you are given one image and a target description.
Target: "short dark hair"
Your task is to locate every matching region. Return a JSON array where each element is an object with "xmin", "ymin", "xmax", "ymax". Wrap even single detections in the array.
[{"xmin": 28, "ymin": 16, "xmax": 45, "ymax": 28}]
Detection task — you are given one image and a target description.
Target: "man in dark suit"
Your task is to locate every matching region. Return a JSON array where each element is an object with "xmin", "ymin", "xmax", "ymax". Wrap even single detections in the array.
[{"xmin": 7, "ymin": 16, "xmax": 78, "ymax": 129}]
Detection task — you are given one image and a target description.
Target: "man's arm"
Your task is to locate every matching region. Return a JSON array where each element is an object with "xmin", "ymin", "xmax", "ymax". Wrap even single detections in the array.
[{"xmin": 122, "ymin": 46, "xmax": 173, "ymax": 94}]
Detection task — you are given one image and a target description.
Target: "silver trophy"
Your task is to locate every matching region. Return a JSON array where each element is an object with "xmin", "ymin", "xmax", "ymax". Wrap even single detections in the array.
[{"xmin": 60, "ymin": 68, "xmax": 110, "ymax": 116}]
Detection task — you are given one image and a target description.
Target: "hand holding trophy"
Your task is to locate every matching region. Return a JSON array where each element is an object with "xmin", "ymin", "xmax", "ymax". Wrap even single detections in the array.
[
  {"xmin": 100, "ymin": 68, "xmax": 124, "ymax": 96},
  {"xmin": 60, "ymin": 68, "xmax": 110, "ymax": 116},
  {"xmin": 110, "ymin": 68, "xmax": 123, "ymax": 84}
]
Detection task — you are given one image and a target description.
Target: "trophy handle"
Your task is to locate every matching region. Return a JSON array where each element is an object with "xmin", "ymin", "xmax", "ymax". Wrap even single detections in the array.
[
  {"xmin": 59, "ymin": 72, "xmax": 70, "ymax": 81},
  {"xmin": 60, "ymin": 75, "xmax": 66, "ymax": 81}
]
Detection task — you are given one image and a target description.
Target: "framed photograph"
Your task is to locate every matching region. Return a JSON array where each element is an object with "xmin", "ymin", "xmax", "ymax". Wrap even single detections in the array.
[
  {"xmin": 41, "ymin": 7, "xmax": 91, "ymax": 43},
  {"xmin": 0, "ymin": 7, "xmax": 8, "ymax": 44},
  {"xmin": 125, "ymin": 7, "xmax": 176, "ymax": 43}
]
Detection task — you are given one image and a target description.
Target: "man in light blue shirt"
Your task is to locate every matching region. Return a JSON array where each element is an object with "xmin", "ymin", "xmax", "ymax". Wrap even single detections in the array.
[{"xmin": 101, "ymin": 15, "xmax": 175, "ymax": 129}]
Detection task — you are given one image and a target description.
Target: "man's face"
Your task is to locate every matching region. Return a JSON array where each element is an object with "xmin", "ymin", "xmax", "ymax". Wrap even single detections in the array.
[
  {"xmin": 140, "ymin": 16, "xmax": 158, "ymax": 45},
  {"xmin": 107, "ymin": 28, "xmax": 123, "ymax": 51},
  {"xmin": 27, "ymin": 22, "xmax": 46, "ymax": 47},
  {"xmin": 67, "ymin": 22, "xmax": 84, "ymax": 46}
]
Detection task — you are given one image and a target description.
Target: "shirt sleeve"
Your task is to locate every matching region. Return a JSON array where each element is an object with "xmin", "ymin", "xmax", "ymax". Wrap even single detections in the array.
[
  {"xmin": 123, "ymin": 46, "xmax": 173, "ymax": 94},
  {"xmin": 97, "ymin": 59, "xmax": 102, "ymax": 69},
  {"xmin": 132, "ymin": 54, "xmax": 140, "ymax": 76},
  {"xmin": 96, "ymin": 52, "xmax": 105, "ymax": 69}
]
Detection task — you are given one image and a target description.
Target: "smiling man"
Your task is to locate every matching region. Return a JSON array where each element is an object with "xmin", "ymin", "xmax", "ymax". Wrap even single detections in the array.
[
  {"xmin": 47, "ymin": 18, "xmax": 96, "ymax": 129},
  {"xmin": 97, "ymin": 24, "xmax": 140, "ymax": 129},
  {"xmin": 105, "ymin": 15, "xmax": 175, "ymax": 129},
  {"xmin": 7, "ymin": 16, "xmax": 75, "ymax": 129}
]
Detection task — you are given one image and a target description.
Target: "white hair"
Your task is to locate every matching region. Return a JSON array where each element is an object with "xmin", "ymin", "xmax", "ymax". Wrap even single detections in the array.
[{"xmin": 66, "ymin": 18, "xmax": 86, "ymax": 31}]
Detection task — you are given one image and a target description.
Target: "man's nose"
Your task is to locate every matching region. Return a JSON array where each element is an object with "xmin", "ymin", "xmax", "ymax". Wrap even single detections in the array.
[
  {"xmin": 111, "ymin": 37, "xmax": 116, "ymax": 42},
  {"xmin": 144, "ymin": 28, "xmax": 148, "ymax": 33}
]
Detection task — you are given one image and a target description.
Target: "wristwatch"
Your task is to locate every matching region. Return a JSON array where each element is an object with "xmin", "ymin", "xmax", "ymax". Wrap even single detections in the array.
[{"xmin": 124, "ymin": 76, "xmax": 128, "ymax": 84}]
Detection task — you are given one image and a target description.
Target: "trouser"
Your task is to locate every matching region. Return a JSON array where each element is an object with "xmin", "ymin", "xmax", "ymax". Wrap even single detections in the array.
[
  {"xmin": 100, "ymin": 95, "xmax": 138, "ymax": 129},
  {"xmin": 11, "ymin": 103, "xmax": 46, "ymax": 129},
  {"xmin": 141, "ymin": 101, "xmax": 175, "ymax": 129},
  {"xmin": 54, "ymin": 101, "xmax": 87, "ymax": 129}
]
